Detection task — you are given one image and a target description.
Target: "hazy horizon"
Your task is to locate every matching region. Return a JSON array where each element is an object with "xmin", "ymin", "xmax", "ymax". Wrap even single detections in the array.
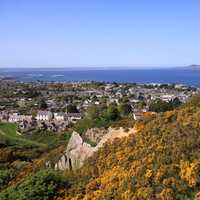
[{"xmin": 0, "ymin": 65, "xmax": 192, "ymax": 70}]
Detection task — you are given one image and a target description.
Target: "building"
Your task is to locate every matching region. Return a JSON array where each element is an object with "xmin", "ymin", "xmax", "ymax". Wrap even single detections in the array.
[
  {"xmin": 8, "ymin": 113, "xmax": 32, "ymax": 123},
  {"xmin": 36, "ymin": 111, "xmax": 53, "ymax": 121},
  {"xmin": 0, "ymin": 111, "xmax": 9, "ymax": 121},
  {"xmin": 65, "ymin": 113, "xmax": 82, "ymax": 123},
  {"xmin": 54, "ymin": 112, "xmax": 65, "ymax": 121}
]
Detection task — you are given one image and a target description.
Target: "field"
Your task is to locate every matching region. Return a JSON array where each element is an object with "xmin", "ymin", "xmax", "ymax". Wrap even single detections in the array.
[
  {"xmin": 0, "ymin": 122, "xmax": 46, "ymax": 147},
  {"xmin": 0, "ymin": 122, "xmax": 71, "ymax": 149}
]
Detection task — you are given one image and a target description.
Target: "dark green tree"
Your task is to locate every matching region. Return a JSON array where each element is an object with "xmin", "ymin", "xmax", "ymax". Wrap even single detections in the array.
[
  {"xmin": 66, "ymin": 104, "xmax": 78, "ymax": 113},
  {"xmin": 119, "ymin": 103, "xmax": 132, "ymax": 116},
  {"xmin": 39, "ymin": 99, "xmax": 47, "ymax": 109},
  {"xmin": 107, "ymin": 105, "xmax": 120, "ymax": 121}
]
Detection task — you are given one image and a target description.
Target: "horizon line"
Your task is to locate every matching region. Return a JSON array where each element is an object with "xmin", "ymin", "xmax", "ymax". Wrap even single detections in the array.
[{"xmin": 0, "ymin": 65, "xmax": 192, "ymax": 69}]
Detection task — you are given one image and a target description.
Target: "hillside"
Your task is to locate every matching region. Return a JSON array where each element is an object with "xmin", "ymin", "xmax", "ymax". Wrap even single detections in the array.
[
  {"xmin": 0, "ymin": 123, "xmax": 45, "ymax": 147},
  {"xmin": 60, "ymin": 99, "xmax": 200, "ymax": 199},
  {"xmin": 1, "ymin": 95, "xmax": 200, "ymax": 199},
  {"xmin": 0, "ymin": 122, "xmax": 71, "ymax": 194}
]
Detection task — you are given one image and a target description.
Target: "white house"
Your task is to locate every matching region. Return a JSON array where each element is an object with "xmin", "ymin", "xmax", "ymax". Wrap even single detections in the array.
[
  {"xmin": 36, "ymin": 111, "xmax": 53, "ymax": 121},
  {"xmin": 0, "ymin": 111, "xmax": 8, "ymax": 121},
  {"xmin": 65, "ymin": 113, "xmax": 82, "ymax": 123},
  {"xmin": 160, "ymin": 94, "xmax": 175, "ymax": 102},
  {"xmin": 9, "ymin": 113, "xmax": 32, "ymax": 123},
  {"xmin": 94, "ymin": 101, "xmax": 100, "ymax": 105},
  {"xmin": 54, "ymin": 112, "xmax": 65, "ymax": 121}
]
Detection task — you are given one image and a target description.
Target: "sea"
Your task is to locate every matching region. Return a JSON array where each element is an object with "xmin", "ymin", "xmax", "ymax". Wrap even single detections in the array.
[{"xmin": 0, "ymin": 67, "xmax": 200, "ymax": 87}]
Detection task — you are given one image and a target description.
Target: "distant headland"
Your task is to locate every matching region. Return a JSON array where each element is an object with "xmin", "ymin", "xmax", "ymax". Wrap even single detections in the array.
[{"xmin": 187, "ymin": 64, "xmax": 200, "ymax": 69}]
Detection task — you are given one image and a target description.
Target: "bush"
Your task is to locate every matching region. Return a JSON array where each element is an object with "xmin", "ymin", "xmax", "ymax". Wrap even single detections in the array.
[
  {"xmin": 149, "ymin": 97, "xmax": 181, "ymax": 113},
  {"xmin": 75, "ymin": 104, "xmax": 121, "ymax": 133},
  {"xmin": 0, "ymin": 170, "xmax": 70, "ymax": 200},
  {"xmin": 0, "ymin": 170, "xmax": 13, "ymax": 189}
]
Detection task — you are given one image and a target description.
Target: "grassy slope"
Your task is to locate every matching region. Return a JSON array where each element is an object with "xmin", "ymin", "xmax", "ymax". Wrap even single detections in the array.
[{"xmin": 0, "ymin": 123, "xmax": 46, "ymax": 147}]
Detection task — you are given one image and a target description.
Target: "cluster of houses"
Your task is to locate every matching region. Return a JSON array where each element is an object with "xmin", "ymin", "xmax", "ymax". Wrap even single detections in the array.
[
  {"xmin": 0, "ymin": 81, "xmax": 198, "ymax": 133},
  {"xmin": 0, "ymin": 110, "xmax": 82, "ymax": 132}
]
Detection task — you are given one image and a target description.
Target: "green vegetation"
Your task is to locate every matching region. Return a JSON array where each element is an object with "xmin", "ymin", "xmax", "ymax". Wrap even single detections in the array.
[
  {"xmin": 0, "ymin": 122, "xmax": 71, "ymax": 193},
  {"xmin": 0, "ymin": 122, "xmax": 71, "ymax": 148},
  {"xmin": 0, "ymin": 123, "xmax": 45, "ymax": 147},
  {"xmin": 118, "ymin": 103, "xmax": 132, "ymax": 116},
  {"xmin": 0, "ymin": 170, "xmax": 69, "ymax": 200},
  {"xmin": 183, "ymin": 93, "xmax": 200, "ymax": 108},
  {"xmin": 24, "ymin": 131, "xmax": 71, "ymax": 148},
  {"xmin": 39, "ymin": 99, "xmax": 48, "ymax": 109},
  {"xmin": 75, "ymin": 103, "xmax": 135, "ymax": 134},
  {"xmin": 75, "ymin": 104, "xmax": 121, "ymax": 134},
  {"xmin": 61, "ymin": 98, "xmax": 200, "ymax": 199},
  {"xmin": 149, "ymin": 97, "xmax": 182, "ymax": 112},
  {"xmin": 66, "ymin": 104, "xmax": 78, "ymax": 113},
  {"xmin": 1, "ymin": 94, "xmax": 200, "ymax": 200},
  {"xmin": 0, "ymin": 170, "xmax": 13, "ymax": 190}
]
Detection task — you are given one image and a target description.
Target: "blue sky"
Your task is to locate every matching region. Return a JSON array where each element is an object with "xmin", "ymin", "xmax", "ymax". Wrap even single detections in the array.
[{"xmin": 0, "ymin": 0, "xmax": 200, "ymax": 68}]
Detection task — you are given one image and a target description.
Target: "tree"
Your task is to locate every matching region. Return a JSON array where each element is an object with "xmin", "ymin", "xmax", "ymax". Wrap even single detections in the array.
[
  {"xmin": 86, "ymin": 105, "xmax": 104, "ymax": 119},
  {"xmin": 39, "ymin": 99, "xmax": 47, "ymax": 109},
  {"xmin": 107, "ymin": 105, "xmax": 120, "ymax": 121},
  {"xmin": 120, "ymin": 96, "xmax": 129, "ymax": 104},
  {"xmin": 0, "ymin": 170, "xmax": 69, "ymax": 200},
  {"xmin": 66, "ymin": 104, "xmax": 78, "ymax": 113},
  {"xmin": 149, "ymin": 98, "xmax": 182, "ymax": 113},
  {"xmin": 149, "ymin": 99, "xmax": 172, "ymax": 112},
  {"xmin": 119, "ymin": 103, "xmax": 132, "ymax": 116},
  {"xmin": 0, "ymin": 170, "xmax": 13, "ymax": 190},
  {"xmin": 171, "ymin": 97, "xmax": 182, "ymax": 108}
]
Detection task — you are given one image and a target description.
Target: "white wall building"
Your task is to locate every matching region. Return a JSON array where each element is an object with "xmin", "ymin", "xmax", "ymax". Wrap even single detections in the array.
[
  {"xmin": 36, "ymin": 111, "xmax": 53, "ymax": 121},
  {"xmin": 9, "ymin": 113, "xmax": 32, "ymax": 123},
  {"xmin": 54, "ymin": 112, "xmax": 65, "ymax": 121}
]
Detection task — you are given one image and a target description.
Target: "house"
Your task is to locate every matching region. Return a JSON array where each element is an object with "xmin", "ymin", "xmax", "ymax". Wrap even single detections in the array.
[
  {"xmin": 8, "ymin": 113, "xmax": 32, "ymax": 123},
  {"xmin": 0, "ymin": 111, "xmax": 9, "ymax": 121},
  {"xmin": 160, "ymin": 94, "xmax": 175, "ymax": 102},
  {"xmin": 36, "ymin": 111, "xmax": 53, "ymax": 121},
  {"xmin": 8, "ymin": 113, "xmax": 19, "ymax": 122},
  {"xmin": 65, "ymin": 113, "xmax": 82, "ymax": 123},
  {"xmin": 54, "ymin": 112, "xmax": 65, "ymax": 121},
  {"xmin": 82, "ymin": 100, "xmax": 92, "ymax": 108}
]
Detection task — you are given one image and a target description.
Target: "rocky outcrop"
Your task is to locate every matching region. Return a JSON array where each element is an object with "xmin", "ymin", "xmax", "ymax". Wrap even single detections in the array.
[
  {"xmin": 54, "ymin": 127, "xmax": 136, "ymax": 171},
  {"xmin": 54, "ymin": 131, "xmax": 93, "ymax": 170},
  {"xmin": 95, "ymin": 127, "xmax": 135, "ymax": 150},
  {"xmin": 85, "ymin": 128, "xmax": 107, "ymax": 144}
]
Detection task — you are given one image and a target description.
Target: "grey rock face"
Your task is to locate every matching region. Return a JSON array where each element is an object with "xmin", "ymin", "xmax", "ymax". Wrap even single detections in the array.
[
  {"xmin": 54, "ymin": 127, "xmax": 136, "ymax": 171},
  {"xmin": 55, "ymin": 131, "xmax": 94, "ymax": 170}
]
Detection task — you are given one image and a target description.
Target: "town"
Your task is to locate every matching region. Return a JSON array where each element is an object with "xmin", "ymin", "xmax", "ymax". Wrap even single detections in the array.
[{"xmin": 0, "ymin": 79, "xmax": 198, "ymax": 133}]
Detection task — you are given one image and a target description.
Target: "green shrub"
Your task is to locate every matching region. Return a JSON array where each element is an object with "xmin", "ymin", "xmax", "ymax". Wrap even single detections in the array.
[
  {"xmin": 0, "ymin": 169, "xmax": 69, "ymax": 200},
  {"xmin": 0, "ymin": 170, "xmax": 13, "ymax": 189}
]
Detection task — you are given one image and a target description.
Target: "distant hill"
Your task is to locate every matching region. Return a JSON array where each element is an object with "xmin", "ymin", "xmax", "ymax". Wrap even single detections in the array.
[{"xmin": 186, "ymin": 64, "xmax": 200, "ymax": 69}]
